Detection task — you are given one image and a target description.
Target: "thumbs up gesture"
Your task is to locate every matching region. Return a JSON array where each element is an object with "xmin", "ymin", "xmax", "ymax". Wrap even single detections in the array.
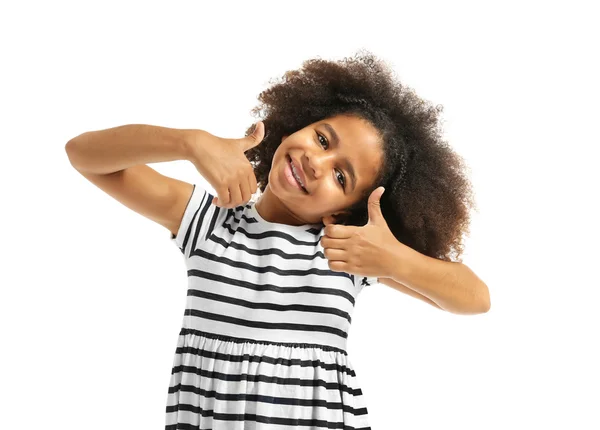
[
  {"xmin": 320, "ymin": 187, "xmax": 401, "ymax": 279},
  {"xmin": 187, "ymin": 121, "xmax": 265, "ymax": 208}
]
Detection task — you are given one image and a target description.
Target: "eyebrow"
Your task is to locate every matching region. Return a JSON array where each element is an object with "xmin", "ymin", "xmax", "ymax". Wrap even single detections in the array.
[{"xmin": 321, "ymin": 122, "xmax": 357, "ymax": 192}]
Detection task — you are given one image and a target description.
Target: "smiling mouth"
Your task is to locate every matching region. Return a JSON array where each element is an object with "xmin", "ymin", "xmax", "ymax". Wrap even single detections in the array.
[{"xmin": 287, "ymin": 155, "xmax": 308, "ymax": 193}]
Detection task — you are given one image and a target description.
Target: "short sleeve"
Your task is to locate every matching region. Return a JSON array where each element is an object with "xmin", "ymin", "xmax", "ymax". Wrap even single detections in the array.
[{"xmin": 170, "ymin": 183, "xmax": 216, "ymax": 258}]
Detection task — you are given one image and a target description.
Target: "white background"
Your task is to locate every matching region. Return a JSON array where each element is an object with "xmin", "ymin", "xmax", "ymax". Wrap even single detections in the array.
[{"xmin": 2, "ymin": 1, "xmax": 598, "ymax": 428}]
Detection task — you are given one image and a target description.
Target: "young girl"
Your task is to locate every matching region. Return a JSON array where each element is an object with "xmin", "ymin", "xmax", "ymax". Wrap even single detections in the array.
[{"xmin": 66, "ymin": 50, "xmax": 489, "ymax": 429}]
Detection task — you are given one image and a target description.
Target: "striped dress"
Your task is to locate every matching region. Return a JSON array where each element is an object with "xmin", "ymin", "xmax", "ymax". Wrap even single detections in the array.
[{"xmin": 166, "ymin": 183, "xmax": 377, "ymax": 430}]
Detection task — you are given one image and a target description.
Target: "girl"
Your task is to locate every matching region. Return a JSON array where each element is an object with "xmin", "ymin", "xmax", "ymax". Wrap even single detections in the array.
[{"xmin": 66, "ymin": 50, "xmax": 489, "ymax": 429}]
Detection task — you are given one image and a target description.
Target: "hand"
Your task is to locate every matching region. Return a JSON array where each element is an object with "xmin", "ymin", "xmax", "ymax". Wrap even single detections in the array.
[
  {"xmin": 320, "ymin": 187, "xmax": 400, "ymax": 279},
  {"xmin": 186, "ymin": 122, "xmax": 264, "ymax": 209}
]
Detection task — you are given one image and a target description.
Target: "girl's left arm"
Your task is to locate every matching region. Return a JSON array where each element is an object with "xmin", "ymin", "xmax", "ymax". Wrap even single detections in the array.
[{"xmin": 380, "ymin": 242, "xmax": 491, "ymax": 315}]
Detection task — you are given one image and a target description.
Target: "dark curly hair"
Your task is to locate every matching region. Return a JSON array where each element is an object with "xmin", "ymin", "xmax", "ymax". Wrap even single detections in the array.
[{"xmin": 243, "ymin": 49, "xmax": 477, "ymax": 263}]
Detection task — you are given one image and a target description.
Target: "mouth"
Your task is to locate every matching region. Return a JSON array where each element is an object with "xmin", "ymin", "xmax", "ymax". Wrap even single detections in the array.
[{"xmin": 287, "ymin": 155, "xmax": 308, "ymax": 193}]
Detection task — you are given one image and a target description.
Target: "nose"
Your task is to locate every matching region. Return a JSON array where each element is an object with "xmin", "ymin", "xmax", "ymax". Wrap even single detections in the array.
[
  {"xmin": 302, "ymin": 154, "xmax": 323, "ymax": 179},
  {"xmin": 303, "ymin": 151, "xmax": 333, "ymax": 181}
]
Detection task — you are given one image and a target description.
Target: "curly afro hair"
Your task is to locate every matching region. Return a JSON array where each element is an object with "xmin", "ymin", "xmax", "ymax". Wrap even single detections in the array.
[{"xmin": 243, "ymin": 49, "xmax": 477, "ymax": 263}]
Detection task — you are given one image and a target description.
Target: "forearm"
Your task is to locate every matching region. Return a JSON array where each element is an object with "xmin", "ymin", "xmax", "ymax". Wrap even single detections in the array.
[
  {"xmin": 389, "ymin": 243, "xmax": 491, "ymax": 315},
  {"xmin": 65, "ymin": 124, "xmax": 193, "ymax": 174}
]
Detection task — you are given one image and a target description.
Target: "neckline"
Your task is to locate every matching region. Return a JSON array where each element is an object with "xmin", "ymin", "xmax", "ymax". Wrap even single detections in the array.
[{"xmin": 248, "ymin": 200, "xmax": 323, "ymax": 234}]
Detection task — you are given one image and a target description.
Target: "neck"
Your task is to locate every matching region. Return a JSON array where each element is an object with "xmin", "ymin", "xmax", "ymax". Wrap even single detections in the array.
[{"xmin": 255, "ymin": 187, "xmax": 320, "ymax": 226}]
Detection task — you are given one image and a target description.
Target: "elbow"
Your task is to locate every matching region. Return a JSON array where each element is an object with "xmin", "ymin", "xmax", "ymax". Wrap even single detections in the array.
[
  {"xmin": 476, "ymin": 288, "xmax": 491, "ymax": 314},
  {"xmin": 65, "ymin": 135, "xmax": 87, "ymax": 170},
  {"xmin": 457, "ymin": 286, "xmax": 491, "ymax": 316},
  {"xmin": 65, "ymin": 136, "xmax": 80, "ymax": 156},
  {"xmin": 479, "ymin": 299, "xmax": 491, "ymax": 314},
  {"xmin": 65, "ymin": 133, "xmax": 84, "ymax": 152},
  {"xmin": 65, "ymin": 140, "xmax": 79, "ymax": 169},
  {"xmin": 65, "ymin": 131, "xmax": 89, "ymax": 152},
  {"xmin": 448, "ymin": 301, "xmax": 490, "ymax": 315}
]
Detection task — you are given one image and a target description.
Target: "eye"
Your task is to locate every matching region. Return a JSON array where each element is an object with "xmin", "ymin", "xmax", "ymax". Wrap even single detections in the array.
[
  {"xmin": 316, "ymin": 131, "xmax": 328, "ymax": 149},
  {"xmin": 316, "ymin": 132, "xmax": 346, "ymax": 189}
]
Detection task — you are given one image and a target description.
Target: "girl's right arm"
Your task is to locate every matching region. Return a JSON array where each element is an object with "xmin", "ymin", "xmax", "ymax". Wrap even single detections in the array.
[{"xmin": 65, "ymin": 124, "xmax": 199, "ymax": 237}]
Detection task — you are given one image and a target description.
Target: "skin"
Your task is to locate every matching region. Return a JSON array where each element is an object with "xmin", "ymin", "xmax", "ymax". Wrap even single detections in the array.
[{"xmin": 254, "ymin": 114, "xmax": 384, "ymax": 226}]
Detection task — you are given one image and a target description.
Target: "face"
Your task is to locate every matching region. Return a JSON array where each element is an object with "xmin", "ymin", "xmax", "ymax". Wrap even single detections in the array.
[{"xmin": 255, "ymin": 114, "xmax": 384, "ymax": 226}]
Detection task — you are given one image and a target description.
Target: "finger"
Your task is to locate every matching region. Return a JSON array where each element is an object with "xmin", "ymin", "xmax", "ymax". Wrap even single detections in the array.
[
  {"xmin": 249, "ymin": 171, "xmax": 258, "ymax": 195},
  {"xmin": 213, "ymin": 186, "xmax": 230, "ymax": 207},
  {"xmin": 241, "ymin": 121, "xmax": 264, "ymax": 152},
  {"xmin": 229, "ymin": 182, "xmax": 243, "ymax": 208},
  {"xmin": 324, "ymin": 224, "xmax": 354, "ymax": 239},
  {"xmin": 327, "ymin": 260, "xmax": 348, "ymax": 273},
  {"xmin": 321, "ymin": 237, "xmax": 348, "ymax": 250},
  {"xmin": 323, "ymin": 248, "xmax": 347, "ymax": 261},
  {"xmin": 214, "ymin": 193, "xmax": 230, "ymax": 207},
  {"xmin": 240, "ymin": 175, "xmax": 252, "ymax": 205}
]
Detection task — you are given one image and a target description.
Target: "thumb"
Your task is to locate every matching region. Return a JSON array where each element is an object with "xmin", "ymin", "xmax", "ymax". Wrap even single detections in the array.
[
  {"xmin": 367, "ymin": 186, "xmax": 386, "ymax": 225},
  {"xmin": 241, "ymin": 121, "xmax": 265, "ymax": 152}
]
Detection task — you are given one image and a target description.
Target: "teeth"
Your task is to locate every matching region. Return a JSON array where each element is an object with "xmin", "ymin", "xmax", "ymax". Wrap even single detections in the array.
[{"xmin": 290, "ymin": 161, "xmax": 305, "ymax": 187}]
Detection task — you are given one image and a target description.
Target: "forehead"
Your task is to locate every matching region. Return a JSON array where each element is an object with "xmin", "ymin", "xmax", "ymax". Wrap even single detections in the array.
[{"xmin": 314, "ymin": 115, "xmax": 383, "ymax": 185}]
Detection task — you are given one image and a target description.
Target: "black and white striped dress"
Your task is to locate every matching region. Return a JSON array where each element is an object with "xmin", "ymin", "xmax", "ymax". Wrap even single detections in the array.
[{"xmin": 166, "ymin": 183, "xmax": 377, "ymax": 429}]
